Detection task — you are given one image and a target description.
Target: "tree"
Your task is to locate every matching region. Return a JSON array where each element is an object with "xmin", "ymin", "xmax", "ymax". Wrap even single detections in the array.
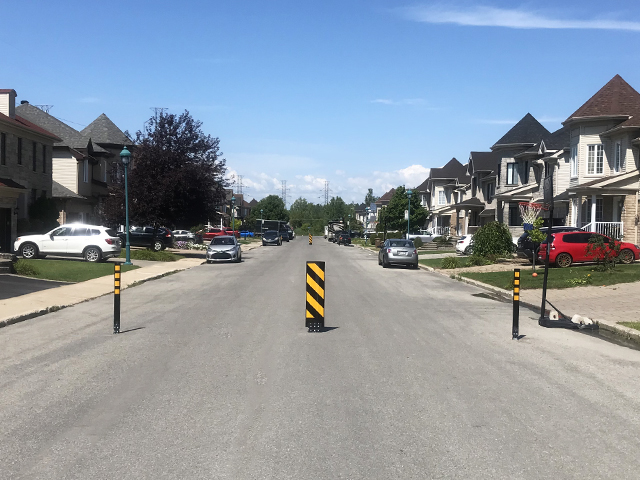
[
  {"xmin": 472, "ymin": 221, "xmax": 514, "ymax": 257},
  {"xmin": 377, "ymin": 186, "xmax": 427, "ymax": 234},
  {"xmin": 325, "ymin": 196, "xmax": 349, "ymax": 223},
  {"xmin": 364, "ymin": 188, "xmax": 378, "ymax": 206},
  {"xmin": 245, "ymin": 195, "xmax": 289, "ymax": 228},
  {"xmin": 103, "ymin": 110, "xmax": 227, "ymax": 229}
]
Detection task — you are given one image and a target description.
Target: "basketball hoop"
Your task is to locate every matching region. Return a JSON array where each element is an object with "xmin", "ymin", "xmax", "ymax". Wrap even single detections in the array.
[{"xmin": 519, "ymin": 202, "xmax": 546, "ymax": 231}]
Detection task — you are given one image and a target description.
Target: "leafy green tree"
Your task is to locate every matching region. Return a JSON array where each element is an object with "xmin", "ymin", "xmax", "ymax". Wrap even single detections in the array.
[
  {"xmin": 472, "ymin": 221, "xmax": 514, "ymax": 257},
  {"xmin": 377, "ymin": 186, "xmax": 427, "ymax": 234},
  {"xmin": 364, "ymin": 188, "xmax": 378, "ymax": 206},
  {"xmin": 245, "ymin": 195, "xmax": 288, "ymax": 227},
  {"xmin": 325, "ymin": 196, "xmax": 349, "ymax": 223}
]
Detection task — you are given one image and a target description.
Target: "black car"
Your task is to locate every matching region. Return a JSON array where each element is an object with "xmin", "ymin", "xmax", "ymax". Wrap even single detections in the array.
[
  {"xmin": 280, "ymin": 229, "xmax": 290, "ymax": 242},
  {"xmin": 517, "ymin": 226, "xmax": 581, "ymax": 261},
  {"xmin": 337, "ymin": 232, "xmax": 351, "ymax": 246},
  {"xmin": 262, "ymin": 230, "xmax": 282, "ymax": 246},
  {"xmin": 119, "ymin": 226, "xmax": 174, "ymax": 251}
]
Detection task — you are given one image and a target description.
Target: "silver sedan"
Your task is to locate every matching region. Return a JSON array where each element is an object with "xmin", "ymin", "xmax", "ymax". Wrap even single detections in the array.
[
  {"xmin": 378, "ymin": 239, "xmax": 419, "ymax": 269},
  {"xmin": 206, "ymin": 236, "xmax": 242, "ymax": 263}
]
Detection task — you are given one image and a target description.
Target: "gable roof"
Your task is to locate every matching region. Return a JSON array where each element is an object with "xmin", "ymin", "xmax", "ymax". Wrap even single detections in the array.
[
  {"xmin": 15, "ymin": 103, "xmax": 107, "ymax": 153},
  {"xmin": 565, "ymin": 75, "xmax": 640, "ymax": 128},
  {"xmin": 81, "ymin": 113, "xmax": 133, "ymax": 146},
  {"xmin": 544, "ymin": 125, "xmax": 570, "ymax": 151},
  {"xmin": 468, "ymin": 151, "xmax": 500, "ymax": 174},
  {"xmin": 492, "ymin": 113, "xmax": 550, "ymax": 149},
  {"xmin": 429, "ymin": 158, "xmax": 469, "ymax": 184},
  {"xmin": 378, "ymin": 188, "xmax": 395, "ymax": 202},
  {"xmin": 0, "ymin": 112, "xmax": 61, "ymax": 142}
]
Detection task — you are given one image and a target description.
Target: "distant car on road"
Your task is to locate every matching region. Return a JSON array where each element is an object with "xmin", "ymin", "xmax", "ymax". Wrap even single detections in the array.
[
  {"xmin": 173, "ymin": 230, "xmax": 196, "ymax": 242},
  {"xmin": 378, "ymin": 239, "xmax": 419, "ymax": 269},
  {"xmin": 14, "ymin": 224, "xmax": 121, "ymax": 262},
  {"xmin": 280, "ymin": 230, "xmax": 290, "ymax": 242},
  {"xmin": 239, "ymin": 231, "xmax": 254, "ymax": 238},
  {"xmin": 262, "ymin": 230, "xmax": 282, "ymax": 246},
  {"xmin": 206, "ymin": 236, "xmax": 242, "ymax": 263},
  {"xmin": 337, "ymin": 232, "xmax": 351, "ymax": 246}
]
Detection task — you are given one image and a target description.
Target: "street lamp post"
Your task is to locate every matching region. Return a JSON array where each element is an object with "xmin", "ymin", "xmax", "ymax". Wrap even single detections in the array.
[
  {"xmin": 120, "ymin": 146, "xmax": 132, "ymax": 265},
  {"xmin": 407, "ymin": 189, "xmax": 412, "ymax": 240},
  {"xmin": 365, "ymin": 207, "xmax": 370, "ymax": 245},
  {"xmin": 231, "ymin": 196, "xmax": 236, "ymax": 237},
  {"xmin": 260, "ymin": 209, "xmax": 264, "ymax": 235}
]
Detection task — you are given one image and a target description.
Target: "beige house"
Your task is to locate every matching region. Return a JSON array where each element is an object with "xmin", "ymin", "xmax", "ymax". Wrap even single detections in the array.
[{"xmin": 0, "ymin": 90, "xmax": 59, "ymax": 252}]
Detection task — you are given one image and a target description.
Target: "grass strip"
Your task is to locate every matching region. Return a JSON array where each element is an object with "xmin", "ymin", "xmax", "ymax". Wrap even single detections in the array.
[
  {"xmin": 119, "ymin": 249, "xmax": 183, "ymax": 262},
  {"xmin": 618, "ymin": 322, "xmax": 640, "ymax": 332},
  {"xmin": 14, "ymin": 259, "xmax": 139, "ymax": 283},
  {"xmin": 461, "ymin": 263, "xmax": 640, "ymax": 290},
  {"xmin": 418, "ymin": 250, "xmax": 456, "ymax": 255}
]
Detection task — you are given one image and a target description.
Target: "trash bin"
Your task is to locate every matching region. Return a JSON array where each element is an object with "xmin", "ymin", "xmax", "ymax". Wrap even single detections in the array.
[{"xmin": 375, "ymin": 239, "xmax": 381, "ymax": 248}]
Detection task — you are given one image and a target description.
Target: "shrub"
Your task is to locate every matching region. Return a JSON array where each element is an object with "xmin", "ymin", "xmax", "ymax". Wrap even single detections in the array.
[
  {"xmin": 585, "ymin": 234, "xmax": 620, "ymax": 272},
  {"xmin": 441, "ymin": 256, "xmax": 461, "ymax": 269},
  {"xmin": 413, "ymin": 237, "xmax": 423, "ymax": 248},
  {"xmin": 467, "ymin": 254, "xmax": 491, "ymax": 266},
  {"xmin": 567, "ymin": 274, "xmax": 593, "ymax": 286},
  {"xmin": 14, "ymin": 259, "xmax": 39, "ymax": 276},
  {"xmin": 119, "ymin": 250, "xmax": 182, "ymax": 262},
  {"xmin": 472, "ymin": 222, "xmax": 514, "ymax": 257}
]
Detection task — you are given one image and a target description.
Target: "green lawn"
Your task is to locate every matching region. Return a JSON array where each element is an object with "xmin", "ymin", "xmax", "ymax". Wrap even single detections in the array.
[
  {"xmin": 14, "ymin": 259, "xmax": 139, "ymax": 283},
  {"xmin": 461, "ymin": 263, "xmax": 640, "ymax": 290},
  {"xmin": 418, "ymin": 250, "xmax": 456, "ymax": 255},
  {"xmin": 419, "ymin": 257, "xmax": 470, "ymax": 268},
  {"xmin": 119, "ymin": 250, "xmax": 183, "ymax": 262},
  {"xmin": 618, "ymin": 322, "xmax": 640, "ymax": 332}
]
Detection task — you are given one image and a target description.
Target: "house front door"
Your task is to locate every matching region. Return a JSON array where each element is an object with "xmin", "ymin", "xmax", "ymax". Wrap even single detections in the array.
[{"xmin": 0, "ymin": 208, "xmax": 11, "ymax": 253}]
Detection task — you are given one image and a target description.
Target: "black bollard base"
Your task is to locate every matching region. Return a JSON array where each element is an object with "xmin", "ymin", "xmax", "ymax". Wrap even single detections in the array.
[{"xmin": 539, "ymin": 315, "xmax": 599, "ymax": 330}]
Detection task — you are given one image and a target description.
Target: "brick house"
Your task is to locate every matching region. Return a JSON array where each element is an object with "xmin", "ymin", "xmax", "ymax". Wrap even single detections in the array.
[{"xmin": 0, "ymin": 90, "xmax": 59, "ymax": 252}]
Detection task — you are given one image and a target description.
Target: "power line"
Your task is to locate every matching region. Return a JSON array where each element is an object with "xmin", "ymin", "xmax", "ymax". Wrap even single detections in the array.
[{"xmin": 34, "ymin": 104, "xmax": 53, "ymax": 114}]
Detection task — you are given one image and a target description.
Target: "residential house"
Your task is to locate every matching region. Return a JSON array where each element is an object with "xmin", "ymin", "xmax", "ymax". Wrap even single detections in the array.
[
  {"xmin": 355, "ymin": 202, "xmax": 377, "ymax": 233},
  {"xmin": 15, "ymin": 102, "xmax": 116, "ymax": 225},
  {"xmin": 0, "ymin": 90, "xmax": 59, "ymax": 252},
  {"xmin": 374, "ymin": 188, "xmax": 395, "ymax": 226},
  {"xmin": 420, "ymin": 158, "xmax": 470, "ymax": 236}
]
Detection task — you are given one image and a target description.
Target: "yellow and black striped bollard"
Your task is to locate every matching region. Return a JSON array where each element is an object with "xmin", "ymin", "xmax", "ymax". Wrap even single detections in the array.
[
  {"xmin": 114, "ymin": 264, "xmax": 121, "ymax": 334},
  {"xmin": 512, "ymin": 268, "xmax": 520, "ymax": 339},
  {"xmin": 309, "ymin": 233, "xmax": 312, "ymax": 245},
  {"xmin": 305, "ymin": 261, "xmax": 325, "ymax": 332}
]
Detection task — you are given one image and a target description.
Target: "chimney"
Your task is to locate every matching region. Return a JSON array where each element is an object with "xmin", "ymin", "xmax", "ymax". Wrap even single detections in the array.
[{"xmin": 0, "ymin": 89, "xmax": 17, "ymax": 118}]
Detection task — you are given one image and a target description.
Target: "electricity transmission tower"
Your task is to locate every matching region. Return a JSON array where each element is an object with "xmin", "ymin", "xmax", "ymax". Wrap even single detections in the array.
[
  {"xmin": 281, "ymin": 180, "xmax": 290, "ymax": 208},
  {"xmin": 323, "ymin": 181, "xmax": 330, "ymax": 205},
  {"xmin": 34, "ymin": 105, "xmax": 53, "ymax": 113}
]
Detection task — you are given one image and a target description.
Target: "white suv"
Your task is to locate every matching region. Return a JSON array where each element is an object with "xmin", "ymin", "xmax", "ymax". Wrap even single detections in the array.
[{"xmin": 14, "ymin": 224, "xmax": 122, "ymax": 262}]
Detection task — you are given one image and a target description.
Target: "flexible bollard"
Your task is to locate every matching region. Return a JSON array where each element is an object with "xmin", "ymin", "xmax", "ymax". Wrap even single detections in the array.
[
  {"xmin": 512, "ymin": 268, "xmax": 520, "ymax": 339},
  {"xmin": 306, "ymin": 261, "xmax": 325, "ymax": 332},
  {"xmin": 114, "ymin": 264, "xmax": 121, "ymax": 334},
  {"xmin": 309, "ymin": 233, "xmax": 312, "ymax": 245}
]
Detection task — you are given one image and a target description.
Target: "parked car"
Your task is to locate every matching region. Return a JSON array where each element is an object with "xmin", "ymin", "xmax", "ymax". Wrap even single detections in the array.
[
  {"xmin": 173, "ymin": 229, "xmax": 196, "ymax": 242},
  {"xmin": 14, "ymin": 224, "xmax": 121, "ymax": 262},
  {"xmin": 456, "ymin": 235, "xmax": 473, "ymax": 255},
  {"xmin": 239, "ymin": 231, "xmax": 254, "ymax": 238},
  {"xmin": 206, "ymin": 236, "xmax": 242, "ymax": 263},
  {"xmin": 224, "ymin": 228, "xmax": 240, "ymax": 238},
  {"xmin": 378, "ymin": 239, "xmax": 419, "ymax": 268},
  {"xmin": 200, "ymin": 228, "xmax": 228, "ymax": 242},
  {"xmin": 516, "ymin": 226, "xmax": 581, "ymax": 261},
  {"xmin": 538, "ymin": 231, "xmax": 640, "ymax": 268},
  {"xmin": 119, "ymin": 226, "xmax": 174, "ymax": 251},
  {"xmin": 337, "ymin": 232, "xmax": 351, "ymax": 246},
  {"xmin": 262, "ymin": 230, "xmax": 281, "ymax": 246},
  {"xmin": 280, "ymin": 230, "xmax": 290, "ymax": 242}
]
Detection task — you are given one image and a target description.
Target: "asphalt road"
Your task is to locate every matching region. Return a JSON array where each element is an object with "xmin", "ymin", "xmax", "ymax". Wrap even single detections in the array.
[
  {"xmin": 2, "ymin": 239, "xmax": 640, "ymax": 479},
  {"xmin": 0, "ymin": 274, "xmax": 67, "ymax": 300}
]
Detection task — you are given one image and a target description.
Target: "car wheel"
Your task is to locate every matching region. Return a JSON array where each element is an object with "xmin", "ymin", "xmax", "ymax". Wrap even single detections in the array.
[
  {"xmin": 619, "ymin": 249, "xmax": 634, "ymax": 264},
  {"xmin": 20, "ymin": 242, "xmax": 38, "ymax": 259},
  {"xmin": 464, "ymin": 246, "xmax": 473, "ymax": 255},
  {"xmin": 382, "ymin": 255, "xmax": 389, "ymax": 268},
  {"xmin": 378, "ymin": 255, "xmax": 382, "ymax": 265},
  {"xmin": 152, "ymin": 240, "xmax": 163, "ymax": 252},
  {"xmin": 262, "ymin": 241, "xmax": 266, "ymax": 246},
  {"xmin": 555, "ymin": 252, "xmax": 572, "ymax": 268},
  {"xmin": 413, "ymin": 262, "xmax": 419, "ymax": 269},
  {"xmin": 84, "ymin": 246, "xmax": 102, "ymax": 263}
]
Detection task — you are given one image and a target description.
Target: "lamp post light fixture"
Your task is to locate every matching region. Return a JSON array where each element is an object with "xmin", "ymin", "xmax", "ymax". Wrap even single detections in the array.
[
  {"xmin": 231, "ymin": 196, "xmax": 236, "ymax": 236},
  {"xmin": 406, "ymin": 189, "xmax": 413, "ymax": 240},
  {"xmin": 120, "ymin": 146, "xmax": 132, "ymax": 265}
]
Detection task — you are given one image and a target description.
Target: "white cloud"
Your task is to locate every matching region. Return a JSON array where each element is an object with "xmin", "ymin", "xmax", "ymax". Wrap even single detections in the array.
[
  {"xmin": 335, "ymin": 169, "xmax": 345, "ymax": 176},
  {"xmin": 346, "ymin": 164, "xmax": 431, "ymax": 199},
  {"xmin": 398, "ymin": 5, "xmax": 640, "ymax": 31}
]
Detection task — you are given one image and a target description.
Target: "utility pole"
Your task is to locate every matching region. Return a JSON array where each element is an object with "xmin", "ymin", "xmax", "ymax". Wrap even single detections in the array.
[
  {"xmin": 281, "ymin": 180, "xmax": 289, "ymax": 208},
  {"xmin": 324, "ymin": 181, "xmax": 330, "ymax": 206}
]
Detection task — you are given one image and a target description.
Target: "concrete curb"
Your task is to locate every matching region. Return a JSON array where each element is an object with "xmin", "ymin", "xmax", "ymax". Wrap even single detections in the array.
[{"xmin": 0, "ymin": 258, "xmax": 205, "ymax": 329}]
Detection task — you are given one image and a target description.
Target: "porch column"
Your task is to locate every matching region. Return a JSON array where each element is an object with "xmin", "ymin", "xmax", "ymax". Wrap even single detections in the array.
[
  {"xmin": 464, "ymin": 210, "xmax": 469, "ymax": 235},
  {"xmin": 575, "ymin": 197, "xmax": 581, "ymax": 227},
  {"xmin": 591, "ymin": 194, "xmax": 597, "ymax": 226},
  {"xmin": 612, "ymin": 196, "xmax": 620, "ymax": 222}
]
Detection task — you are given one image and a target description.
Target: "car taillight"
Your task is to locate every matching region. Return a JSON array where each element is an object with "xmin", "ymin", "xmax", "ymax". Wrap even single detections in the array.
[
  {"xmin": 166, "ymin": 233, "xmax": 171, "ymax": 237},
  {"xmin": 105, "ymin": 238, "xmax": 114, "ymax": 245},
  {"xmin": 413, "ymin": 249, "xmax": 417, "ymax": 254},
  {"xmin": 387, "ymin": 248, "xmax": 391, "ymax": 253}
]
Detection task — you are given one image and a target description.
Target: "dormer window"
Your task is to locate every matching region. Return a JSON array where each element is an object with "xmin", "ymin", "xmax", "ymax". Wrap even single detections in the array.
[
  {"xmin": 570, "ymin": 146, "xmax": 578, "ymax": 178},
  {"xmin": 506, "ymin": 163, "xmax": 518, "ymax": 185},
  {"xmin": 587, "ymin": 144, "xmax": 603, "ymax": 175},
  {"xmin": 438, "ymin": 190, "xmax": 446, "ymax": 205}
]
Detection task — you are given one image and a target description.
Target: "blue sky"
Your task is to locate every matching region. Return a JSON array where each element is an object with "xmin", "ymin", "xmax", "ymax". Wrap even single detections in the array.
[{"xmin": 2, "ymin": 0, "xmax": 640, "ymax": 204}]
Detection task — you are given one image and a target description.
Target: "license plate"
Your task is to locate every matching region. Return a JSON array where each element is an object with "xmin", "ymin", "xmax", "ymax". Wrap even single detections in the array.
[{"xmin": 395, "ymin": 250, "xmax": 406, "ymax": 255}]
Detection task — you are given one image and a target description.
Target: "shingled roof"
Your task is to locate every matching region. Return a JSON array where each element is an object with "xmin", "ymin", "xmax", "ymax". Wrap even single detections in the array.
[
  {"xmin": 15, "ymin": 103, "xmax": 106, "ymax": 153},
  {"xmin": 81, "ymin": 113, "xmax": 133, "ymax": 146},
  {"xmin": 378, "ymin": 188, "xmax": 396, "ymax": 202},
  {"xmin": 544, "ymin": 125, "xmax": 570, "ymax": 151},
  {"xmin": 0, "ymin": 112, "xmax": 61, "ymax": 142},
  {"xmin": 564, "ymin": 75, "xmax": 640, "ymax": 129},
  {"xmin": 468, "ymin": 151, "xmax": 500, "ymax": 174},
  {"xmin": 429, "ymin": 158, "xmax": 469, "ymax": 184},
  {"xmin": 492, "ymin": 113, "xmax": 550, "ymax": 149}
]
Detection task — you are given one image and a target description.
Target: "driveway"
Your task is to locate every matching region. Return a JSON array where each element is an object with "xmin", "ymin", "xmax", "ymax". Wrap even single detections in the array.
[{"xmin": 0, "ymin": 274, "xmax": 67, "ymax": 300}]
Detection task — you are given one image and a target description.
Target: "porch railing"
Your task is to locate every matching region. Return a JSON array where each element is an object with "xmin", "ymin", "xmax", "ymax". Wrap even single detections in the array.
[
  {"xmin": 430, "ymin": 226, "xmax": 450, "ymax": 236},
  {"xmin": 581, "ymin": 221, "xmax": 623, "ymax": 239}
]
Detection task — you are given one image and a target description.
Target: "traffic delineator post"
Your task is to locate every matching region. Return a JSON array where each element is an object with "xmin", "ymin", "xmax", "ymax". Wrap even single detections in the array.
[
  {"xmin": 114, "ymin": 264, "xmax": 121, "ymax": 334},
  {"xmin": 306, "ymin": 261, "xmax": 325, "ymax": 332},
  {"xmin": 309, "ymin": 233, "xmax": 312, "ymax": 245},
  {"xmin": 512, "ymin": 268, "xmax": 520, "ymax": 339}
]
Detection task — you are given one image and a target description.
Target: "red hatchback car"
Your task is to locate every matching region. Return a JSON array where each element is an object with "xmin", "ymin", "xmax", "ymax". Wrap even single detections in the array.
[{"xmin": 538, "ymin": 231, "xmax": 640, "ymax": 268}]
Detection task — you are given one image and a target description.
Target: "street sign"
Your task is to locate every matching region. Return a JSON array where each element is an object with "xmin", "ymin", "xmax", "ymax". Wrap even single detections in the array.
[
  {"xmin": 305, "ymin": 261, "xmax": 325, "ymax": 332},
  {"xmin": 404, "ymin": 210, "xmax": 408, "ymax": 220}
]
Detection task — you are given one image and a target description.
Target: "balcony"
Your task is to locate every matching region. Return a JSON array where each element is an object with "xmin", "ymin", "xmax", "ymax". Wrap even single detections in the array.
[{"xmin": 580, "ymin": 221, "xmax": 623, "ymax": 239}]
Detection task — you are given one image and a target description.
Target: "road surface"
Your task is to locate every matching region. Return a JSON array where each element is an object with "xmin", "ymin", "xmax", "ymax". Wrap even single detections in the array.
[{"xmin": 2, "ymin": 238, "xmax": 640, "ymax": 479}]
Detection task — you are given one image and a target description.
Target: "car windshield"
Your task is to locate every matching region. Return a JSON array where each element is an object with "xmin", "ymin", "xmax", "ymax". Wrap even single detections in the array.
[
  {"xmin": 264, "ymin": 231, "xmax": 278, "ymax": 239},
  {"xmin": 389, "ymin": 240, "xmax": 414, "ymax": 248},
  {"xmin": 211, "ymin": 237, "xmax": 235, "ymax": 245},
  {"xmin": 105, "ymin": 229, "xmax": 117, "ymax": 237}
]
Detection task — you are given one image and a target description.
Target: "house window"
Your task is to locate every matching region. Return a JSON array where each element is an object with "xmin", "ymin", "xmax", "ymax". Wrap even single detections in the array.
[
  {"xmin": 585, "ymin": 198, "xmax": 604, "ymax": 223},
  {"xmin": 42, "ymin": 145, "xmax": 47, "ymax": 173},
  {"xmin": 486, "ymin": 182, "xmax": 494, "ymax": 203},
  {"xmin": 523, "ymin": 161, "xmax": 529, "ymax": 183},
  {"xmin": 83, "ymin": 159, "xmax": 89, "ymax": 183},
  {"xmin": 32, "ymin": 141, "xmax": 37, "ymax": 171},
  {"xmin": 570, "ymin": 146, "xmax": 578, "ymax": 178},
  {"xmin": 438, "ymin": 190, "xmax": 446, "ymax": 205},
  {"xmin": 506, "ymin": 163, "xmax": 517, "ymax": 185},
  {"xmin": 17, "ymin": 138, "xmax": 22, "ymax": 165},
  {"xmin": 614, "ymin": 142, "xmax": 622, "ymax": 173},
  {"xmin": 0, "ymin": 133, "xmax": 5, "ymax": 165},
  {"xmin": 508, "ymin": 202, "xmax": 522, "ymax": 226},
  {"xmin": 587, "ymin": 144, "xmax": 603, "ymax": 174}
]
